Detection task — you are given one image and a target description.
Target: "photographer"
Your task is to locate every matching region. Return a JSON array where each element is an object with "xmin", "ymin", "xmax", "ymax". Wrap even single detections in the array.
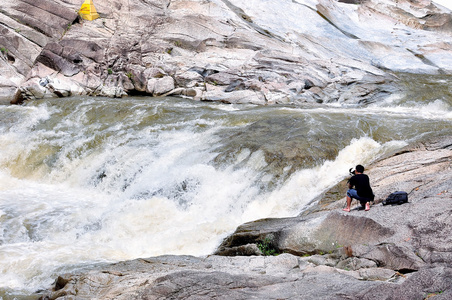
[{"xmin": 343, "ymin": 164, "xmax": 374, "ymax": 212}]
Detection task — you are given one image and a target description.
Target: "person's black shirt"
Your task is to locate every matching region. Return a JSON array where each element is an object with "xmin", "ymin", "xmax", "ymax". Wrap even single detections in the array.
[{"xmin": 349, "ymin": 173, "xmax": 374, "ymax": 199}]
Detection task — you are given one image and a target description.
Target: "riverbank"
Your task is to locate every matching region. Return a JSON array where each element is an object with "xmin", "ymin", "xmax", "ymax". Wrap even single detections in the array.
[
  {"xmin": 36, "ymin": 135, "xmax": 452, "ymax": 299},
  {"xmin": 1, "ymin": 0, "xmax": 452, "ymax": 105}
]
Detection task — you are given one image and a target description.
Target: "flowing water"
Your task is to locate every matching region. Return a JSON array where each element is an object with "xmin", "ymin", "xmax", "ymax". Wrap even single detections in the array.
[{"xmin": 0, "ymin": 74, "xmax": 451, "ymax": 298}]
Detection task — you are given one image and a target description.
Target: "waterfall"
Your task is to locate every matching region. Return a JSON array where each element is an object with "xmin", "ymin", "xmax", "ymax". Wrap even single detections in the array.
[{"xmin": 0, "ymin": 88, "xmax": 451, "ymax": 295}]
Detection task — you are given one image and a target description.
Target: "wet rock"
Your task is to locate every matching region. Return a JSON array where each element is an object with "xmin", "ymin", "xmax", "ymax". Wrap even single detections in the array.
[
  {"xmin": 214, "ymin": 243, "xmax": 262, "ymax": 256},
  {"xmin": 215, "ymin": 217, "xmax": 301, "ymax": 256},
  {"xmin": 202, "ymin": 88, "xmax": 266, "ymax": 105}
]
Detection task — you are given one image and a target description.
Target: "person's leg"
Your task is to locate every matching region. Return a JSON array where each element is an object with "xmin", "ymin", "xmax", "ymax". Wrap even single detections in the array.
[
  {"xmin": 343, "ymin": 189, "xmax": 356, "ymax": 212},
  {"xmin": 360, "ymin": 197, "xmax": 371, "ymax": 211},
  {"xmin": 343, "ymin": 195, "xmax": 352, "ymax": 212}
]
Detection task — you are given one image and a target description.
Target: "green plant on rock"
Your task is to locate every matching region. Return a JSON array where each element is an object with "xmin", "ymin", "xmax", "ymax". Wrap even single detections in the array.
[
  {"xmin": 107, "ymin": 68, "xmax": 113, "ymax": 75},
  {"xmin": 425, "ymin": 291, "xmax": 443, "ymax": 299},
  {"xmin": 61, "ymin": 23, "xmax": 72, "ymax": 38},
  {"xmin": 126, "ymin": 72, "xmax": 133, "ymax": 79},
  {"xmin": 0, "ymin": 47, "xmax": 8, "ymax": 54},
  {"xmin": 257, "ymin": 236, "xmax": 278, "ymax": 256}
]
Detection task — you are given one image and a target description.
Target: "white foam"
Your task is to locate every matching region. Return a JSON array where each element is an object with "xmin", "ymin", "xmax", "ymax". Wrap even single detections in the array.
[
  {"xmin": 242, "ymin": 137, "xmax": 407, "ymax": 220},
  {"xmin": 433, "ymin": 0, "xmax": 452, "ymax": 11},
  {"xmin": 0, "ymin": 97, "xmax": 437, "ymax": 294}
]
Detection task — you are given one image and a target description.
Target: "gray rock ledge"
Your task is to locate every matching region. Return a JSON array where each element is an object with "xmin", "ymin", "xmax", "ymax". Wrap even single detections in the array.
[{"xmin": 2, "ymin": 0, "xmax": 452, "ymax": 105}]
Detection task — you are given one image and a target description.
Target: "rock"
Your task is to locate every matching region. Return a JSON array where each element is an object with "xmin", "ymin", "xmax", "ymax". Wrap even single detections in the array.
[
  {"xmin": 175, "ymin": 70, "xmax": 204, "ymax": 87},
  {"xmin": 336, "ymin": 257, "xmax": 378, "ymax": 271},
  {"xmin": 0, "ymin": 0, "xmax": 78, "ymax": 101},
  {"xmin": 20, "ymin": 78, "xmax": 48, "ymax": 99},
  {"xmin": 354, "ymin": 244, "xmax": 426, "ymax": 272},
  {"xmin": 359, "ymin": 267, "xmax": 452, "ymax": 300},
  {"xmin": 214, "ymin": 243, "xmax": 262, "ymax": 257},
  {"xmin": 38, "ymin": 254, "xmax": 386, "ymax": 299},
  {"xmin": 3, "ymin": 0, "xmax": 452, "ymax": 103},
  {"xmin": 153, "ymin": 76, "xmax": 175, "ymax": 95},
  {"xmin": 214, "ymin": 217, "xmax": 302, "ymax": 256},
  {"xmin": 146, "ymin": 76, "xmax": 175, "ymax": 96},
  {"xmin": 358, "ymin": 268, "xmax": 396, "ymax": 281},
  {"xmin": 36, "ymin": 43, "xmax": 82, "ymax": 77},
  {"xmin": 305, "ymin": 254, "xmax": 340, "ymax": 268},
  {"xmin": 202, "ymin": 88, "xmax": 266, "ymax": 105},
  {"xmin": 144, "ymin": 68, "xmax": 167, "ymax": 80},
  {"xmin": 205, "ymin": 72, "xmax": 240, "ymax": 86}
]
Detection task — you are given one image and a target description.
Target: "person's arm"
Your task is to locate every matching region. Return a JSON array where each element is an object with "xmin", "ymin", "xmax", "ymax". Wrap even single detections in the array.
[{"xmin": 348, "ymin": 176, "xmax": 355, "ymax": 189}]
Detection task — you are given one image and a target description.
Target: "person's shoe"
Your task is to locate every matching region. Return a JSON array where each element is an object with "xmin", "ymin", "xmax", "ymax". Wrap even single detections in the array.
[
  {"xmin": 365, "ymin": 203, "xmax": 370, "ymax": 211},
  {"xmin": 342, "ymin": 208, "xmax": 350, "ymax": 212}
]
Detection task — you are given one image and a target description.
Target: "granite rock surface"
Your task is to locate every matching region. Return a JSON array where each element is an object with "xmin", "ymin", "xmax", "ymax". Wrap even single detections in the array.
[{"xmin": 1, "ymin": 0, "xmax": 452, "ymax": 104}]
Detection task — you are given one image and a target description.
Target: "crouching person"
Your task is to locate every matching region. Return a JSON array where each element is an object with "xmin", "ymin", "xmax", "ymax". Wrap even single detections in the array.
[{"xmin": 343, "ymin": 164, "xmax": 374, "ymax": 212}]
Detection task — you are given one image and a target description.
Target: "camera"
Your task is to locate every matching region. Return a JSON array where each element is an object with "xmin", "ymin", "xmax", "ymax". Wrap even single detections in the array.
[{"xmin": 349, "ymin": 168, "xmax": 355, "ymax": 176}]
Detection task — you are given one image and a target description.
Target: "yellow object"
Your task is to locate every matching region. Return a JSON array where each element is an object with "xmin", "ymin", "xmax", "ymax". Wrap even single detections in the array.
[{"xmin": 79, "ymin": 0, "xmax": 100, "ymax": 21}]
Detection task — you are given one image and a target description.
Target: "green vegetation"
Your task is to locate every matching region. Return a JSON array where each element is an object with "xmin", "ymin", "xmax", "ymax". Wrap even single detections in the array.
[
  {"xmin": 61, "ymin": 23, "xmax": 72, "ymax": 38},
  {"xmin": 107, "ymin": 68, "xmax": 113, "ymax": 75},
  {"xmin": 257, "ymin": 236, "xmax": 278, "ymax": 256},
  {"xmin": 126, "ymin": 72, "xmax": 133, "ymax": 79},
  {"xmin": 0, "ymin": 47, "xmax": 7, "ymax": 54},
  {"xmin": 425, "ymin": 291, "xmax": 443, "ymax": 299}
]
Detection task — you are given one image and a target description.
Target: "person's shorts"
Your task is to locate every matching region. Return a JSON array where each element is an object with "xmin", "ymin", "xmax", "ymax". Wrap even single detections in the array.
[{"xmin": 347, "ymin": 189, "xmax": 372, "ymax": 204}]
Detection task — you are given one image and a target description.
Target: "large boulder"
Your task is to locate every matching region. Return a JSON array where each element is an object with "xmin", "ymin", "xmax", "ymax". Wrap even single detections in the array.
[{"xmin": 0, "ymin": 0, "xmax": 79, "ymax": 103}]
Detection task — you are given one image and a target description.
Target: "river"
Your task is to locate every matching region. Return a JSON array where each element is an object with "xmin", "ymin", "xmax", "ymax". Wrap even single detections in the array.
[{"xmin": 0, "ymin": 74, "xmax": 451, "ymax": 298}]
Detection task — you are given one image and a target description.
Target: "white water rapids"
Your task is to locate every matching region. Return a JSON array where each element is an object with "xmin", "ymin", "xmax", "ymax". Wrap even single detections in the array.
[{"xmin": 1, "ymin": 80, "xmax": 451, "ymax": 297}]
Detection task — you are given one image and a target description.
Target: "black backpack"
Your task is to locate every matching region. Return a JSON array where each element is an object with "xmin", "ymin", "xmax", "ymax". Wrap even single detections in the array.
[{"xmin": 382, "ymin": 191, "xmax": 408, "ymax": 205}]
